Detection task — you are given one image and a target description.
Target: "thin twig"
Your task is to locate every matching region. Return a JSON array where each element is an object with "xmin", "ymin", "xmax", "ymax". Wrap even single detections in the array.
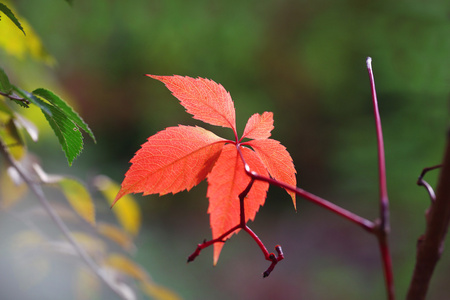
[
  {"xmin": 0, "ymin": 141, "xmax": 129, "ymax": 300},
  {"xmin": 0, "ymin": 91, "xmax": 30, "ymax": 105},
  {"xmin": 238, "ymin": 143, "xmax": 375, "ymax": 232},
  {"xmin": 187, "ymin": 159, "xmax": 283, "ymax": 277},
  {"xmin": 417, "ymin": 164, "xmax": 442, "ymax": 203},
  {"xmin": 366, "ymin": 57, "xmax": 395, "ymax": 300}
]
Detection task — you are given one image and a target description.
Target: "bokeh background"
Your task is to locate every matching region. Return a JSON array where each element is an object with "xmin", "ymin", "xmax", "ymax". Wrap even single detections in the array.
[{"xmin": 2, "ymin": 0, "xmax": 450, "ymax": 299}]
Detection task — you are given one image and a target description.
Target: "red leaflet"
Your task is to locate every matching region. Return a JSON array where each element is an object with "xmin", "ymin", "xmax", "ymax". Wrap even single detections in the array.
[
  {"xmin": 114, "ymin": 126, "xmax": 226, "ymax": 205},
  {"xmin": 245, "ymin": 139, "xmax": 297, "ymax": 208},
  {"xmin": 116, "ymin": 75, "xmax": 297, "ymax": 266},
  {"xmin": 147, "ymin": 75, "xmax": 236, "ymax": 131},
  {"xmin": 242, "ymin": 112, "xmax": 274, "ymax": 140},
  {"xmin": 207, "ymin": 145, "xmax": 269, "ymax": 264}
]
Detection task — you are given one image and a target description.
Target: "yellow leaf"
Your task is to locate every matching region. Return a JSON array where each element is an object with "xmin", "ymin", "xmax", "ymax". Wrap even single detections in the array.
[
  {"xmin": 71, "ymin": 231, "xmax": 107, "ymax": 258},
  {"xmin": 0, "ymin": 2, "xmax": 55, "ymax": 65},
  {"xmin": 94, "ymin": 175, "xmax": 141, "ymax": 236},
  {"xmin": 104, "ymin": 253, "xmax": 148, "ymax": 282},
  {"xmin": 104, "ymin": 253, "xmax": 182, "ymax": 300},
  {"xmin": 140, "ymin": 281, "xmax": 183, "ymax": 300},
  {"xmin": 97, "ymin": 222, "xmax": 136, "ymax": 252},
  {"xmin": 58, "ymin": 178, "xmax": 96, "ymax": 226}
]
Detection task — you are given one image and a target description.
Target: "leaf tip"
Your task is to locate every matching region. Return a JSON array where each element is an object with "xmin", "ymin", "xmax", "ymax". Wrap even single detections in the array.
[{"xmin": 111, "ymin": 190, "xmax": 125, "ymax": 208}]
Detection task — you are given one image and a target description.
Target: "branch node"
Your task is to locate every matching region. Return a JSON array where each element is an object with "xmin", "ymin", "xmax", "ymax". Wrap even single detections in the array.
[{"xmin": 262, "ymin": 245, "xmax": 284, "ymax": 278}]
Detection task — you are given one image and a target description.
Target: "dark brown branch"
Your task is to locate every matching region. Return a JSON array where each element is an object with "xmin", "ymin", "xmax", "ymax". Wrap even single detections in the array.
[
  {"xmin": 0, "ymin": 91, "xmax": 30, "ymax": 105},
  {"xmin": 406, "ymin": 130, "xmax": 450, "ymax": 300},
  {"xmin": 417, "ymin": 164, "xmax": 442, "ymax": 203}
]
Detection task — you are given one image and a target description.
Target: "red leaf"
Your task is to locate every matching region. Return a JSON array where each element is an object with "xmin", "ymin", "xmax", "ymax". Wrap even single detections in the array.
[
  {"xmin": 114, "ymin": 126, "xmax": 226, "ymax": 205},
  {"xmin": 147, "ymin": 75, "xmax": 237, "ymax": 130},
  {"xmin": 245, "ymin": 139, "xmax": 297, "ymax": 209},
  {"xmin": 207, "ymin": 144, "xmax": 269, "ymax": 265},
  {"xmin": 241, "ymin": 112, "xmax": 274, "ymax": 140}
]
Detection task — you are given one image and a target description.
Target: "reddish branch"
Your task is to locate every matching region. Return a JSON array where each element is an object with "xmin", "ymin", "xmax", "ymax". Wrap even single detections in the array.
[
  {"xmin": 366, "ymin": 57, "xmax": 395, "ymax": 300},
  {"xmin": 188, "ymin": 58, "xmax": 396, "ymax": 290},
  {"xmin": 406, "ymin": 132, "xmax": 450, "ymax": 300},
  {"xmin": 187, "ymin": 176, "xmax": 284, "ymax": 277}
]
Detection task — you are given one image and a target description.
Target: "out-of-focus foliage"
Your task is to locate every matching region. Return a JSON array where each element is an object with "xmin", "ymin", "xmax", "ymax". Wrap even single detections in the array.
[
  {"xmin": 0, "ymin": 3, "xmax": 181, "ymax": 299},
  {"xmin": 0, "ymin": 1, "xmax": 53, "ymax": 64},
  {"xmin": 1, "ymin": 0, "xmax": 450, "ymax": 299},
  {"xmin": 0, "ymin": 2, "xmax": 25, "ymax": 35}
]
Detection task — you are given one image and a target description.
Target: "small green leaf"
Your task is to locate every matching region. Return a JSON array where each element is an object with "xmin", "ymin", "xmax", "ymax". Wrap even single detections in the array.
[
  {"xmin": 32, "ymin": 88, "xmax": 96, "ymax": 142},
  {"xmin": 41, "ymin": 102, "xmax": 83, "ymax": 165},
  {"xmin": 65, "ymin": 0, "xmax": 74, "ymax": 5},
  {"xmin": 0, "ymin": 3, "xmax": 25, "ymax": 35},
  {"xmin": 0, "ymin": 67, "xmax": 12, "ymax": 94}
]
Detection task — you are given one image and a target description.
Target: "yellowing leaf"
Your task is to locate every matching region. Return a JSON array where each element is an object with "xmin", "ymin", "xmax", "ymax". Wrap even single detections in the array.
[
  {"xmin": 140, "ymin": 281, "xmax": 182, "ymax": 300},
  {"xmin": 97, "ymin": 222, "xmax": 135, "ymax": 252},
  {"xmin": 31, "ymin": 164, "xmax": 96, "ymax": 225},
  {"xmin": 71, "ymin": 232, "xmax": 107, "ymax": 257},
  {"xmin": 104, "ymin": 253, "xmax": 149, "ymax": 282},
  {"xmin": 58, "ymin": 178, "xmax": 96, "ymax": 226},
  {"xmin": 104, "ymin": 254, "xmax": 182, "ymax": 300},
  {"xmin": 95, "ymin": 176, "xmax": 141, "ymax": 236}
]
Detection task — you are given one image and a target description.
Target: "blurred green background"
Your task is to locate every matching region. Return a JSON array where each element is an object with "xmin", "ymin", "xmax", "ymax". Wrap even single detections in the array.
[{"xmin": 3, "ymin": 0, "xmax": 450, "ymax": 299}]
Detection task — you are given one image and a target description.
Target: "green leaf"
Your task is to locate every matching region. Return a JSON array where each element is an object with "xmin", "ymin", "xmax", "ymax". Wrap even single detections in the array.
[
  {"xmin": 41, "ymin": 101, "xmax": 83, "ymax": 165},
  {"xmin": 0, "ymin": 3, "xmax": 25, "ymax": 35},
  {"xmin": 11, "ymin": 87, "xmax": 93, "ymax": 165},
  {"xmin": 0, "ymin": 67, "xmax": 12, "ymax": 94},
  {"xmin": 65, "ymin": 0, "xmax": 74, "ymax": 5},
  {"xmin": 32, "ymin": 88, "xmax": 96, "ymax": 142}
]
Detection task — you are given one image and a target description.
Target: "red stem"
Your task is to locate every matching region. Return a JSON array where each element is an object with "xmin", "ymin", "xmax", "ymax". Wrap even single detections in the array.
[
  {"xmin": 367, "ymin": 57, "xmax": 395, "ymax": 300},
  {"xmin": 188, "ymin": 58, "xmax": 394, "ymax": 288},
  {"xmin": 187, "ymin": 161, "xmax": 283, "ymax": 277}
]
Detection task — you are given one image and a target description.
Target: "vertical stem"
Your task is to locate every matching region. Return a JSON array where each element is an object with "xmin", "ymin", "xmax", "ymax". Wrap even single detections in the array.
[
  {"xmin": 367, "ymin": 57, "xmax": 390, "ymax": 229},
  {"xmin": 366, "ymin": 57, "xmax": 395, "ymax": 300},
  {"xmin": 406, "ymin": 131, "xmax": 450, "ymax": 300}
]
